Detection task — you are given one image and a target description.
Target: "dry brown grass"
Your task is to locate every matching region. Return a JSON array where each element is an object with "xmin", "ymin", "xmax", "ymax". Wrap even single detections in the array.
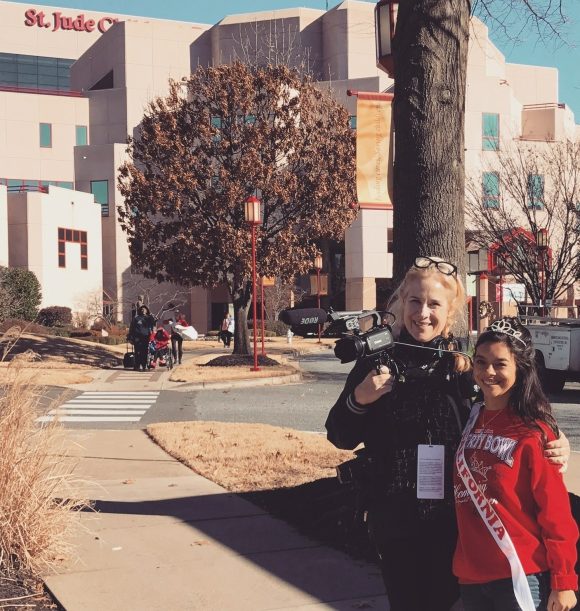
[
  {"xmin": 0, "ymin": 350, "xmax": 86, "ymax": 577},
  {"xmin": 147, "ymin": 420, "xmax": 353, "ymax": 493}
]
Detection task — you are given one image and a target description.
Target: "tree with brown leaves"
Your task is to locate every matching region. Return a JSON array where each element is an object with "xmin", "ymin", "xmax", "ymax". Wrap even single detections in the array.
[
  {"xmin": 466, "ymin": 140, "xmax": 580, "ymax": 306},
  {"xmin": 118, "ymin": 62, "xmax": 356, "ymax": 354}
]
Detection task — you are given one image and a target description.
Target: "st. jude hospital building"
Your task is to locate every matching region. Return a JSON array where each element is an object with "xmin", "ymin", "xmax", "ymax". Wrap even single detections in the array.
[{"xmin": 0, "ymin": 0, "xmax": 577, "ymax": 332}]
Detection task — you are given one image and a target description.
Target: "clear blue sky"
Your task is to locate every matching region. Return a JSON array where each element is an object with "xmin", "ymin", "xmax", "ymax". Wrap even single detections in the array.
[{"xmin": 5, "ymin": 0, "xmax": 580, "ymax": 116}]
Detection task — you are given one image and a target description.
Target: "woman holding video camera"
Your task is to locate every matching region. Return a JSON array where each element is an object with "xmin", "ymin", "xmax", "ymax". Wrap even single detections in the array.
[{"xmin": 325, "ymin": 256, "xmax": 569, "ymax": 611}]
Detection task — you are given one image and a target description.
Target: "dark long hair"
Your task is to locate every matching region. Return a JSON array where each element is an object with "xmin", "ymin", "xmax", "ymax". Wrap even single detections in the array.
[{"xmin": 475, "ymin": 317, "xmax": 558, "ymax": 436}]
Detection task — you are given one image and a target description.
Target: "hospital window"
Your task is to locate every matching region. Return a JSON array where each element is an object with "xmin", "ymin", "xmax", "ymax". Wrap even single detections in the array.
[
  {"xmin": 527, "ymin": 174, "xmax": 544, "ymax": 209},
  {"xmin": 91, "ymin": 180, "xmax": 109, "ymax": 216},
  {"xmin": 482, "ymin": 113, "xmax": 499, "ymax": 151},
  {"xmin": 482, "ymin": 172, "xmax": 500, "ymax": 208},
  {"xmin": 39, "ymin": 123, "xmax": 52, "ymax": 148},
  {"xmin": 58, "ymin": 227, "xmax": 88, "ymax": 269},
  {"xmin": 76, "ymin": 125, "xmax": 88, "ymax": 146}
]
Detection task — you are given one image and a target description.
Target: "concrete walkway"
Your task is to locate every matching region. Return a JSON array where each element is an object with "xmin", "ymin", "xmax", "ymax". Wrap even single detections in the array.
[{"xmin": 44, "ymin": 429, "xmax": 388, "ymax": 611}]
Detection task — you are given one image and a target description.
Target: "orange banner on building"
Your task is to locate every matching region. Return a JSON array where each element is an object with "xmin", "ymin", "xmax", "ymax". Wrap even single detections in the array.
[{"xmin": 356, "ymin": 95, "xmax": 393, "ymax": 208}]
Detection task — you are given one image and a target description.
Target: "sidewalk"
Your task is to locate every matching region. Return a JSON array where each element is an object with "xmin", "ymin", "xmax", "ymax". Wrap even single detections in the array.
[{"xmin": 44, "ymin": 429, "xmax": 388, "ymax": 611}]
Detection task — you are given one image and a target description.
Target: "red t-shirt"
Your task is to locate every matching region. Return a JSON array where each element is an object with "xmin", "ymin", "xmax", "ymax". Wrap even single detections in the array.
[{"xmin": 453, "ymin": 407, "xmax": 578, "ymax": 591}]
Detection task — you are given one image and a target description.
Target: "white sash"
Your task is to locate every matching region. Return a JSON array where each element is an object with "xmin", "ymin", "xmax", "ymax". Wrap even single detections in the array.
[{"xmin": 456, "ymin": 403, "xmax": 535, "ymax": 611}]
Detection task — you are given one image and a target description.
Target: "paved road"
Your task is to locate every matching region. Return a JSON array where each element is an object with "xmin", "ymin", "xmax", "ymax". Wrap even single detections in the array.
[{"xmin": 42, "ymin": 352, "xmax": 580, "ymax": 449}]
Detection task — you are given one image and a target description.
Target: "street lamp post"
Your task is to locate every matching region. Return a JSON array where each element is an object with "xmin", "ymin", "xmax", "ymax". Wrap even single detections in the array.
[
  {"xmin": 244, "ymin": 195, "xmax": 262, "ymax": 372},
  {"xmin": 468, "ymin": 248, "xmax": 489, "ymax": 335},
  {"xmin": 260, "ymin": 276, "xmax": 266, "ymax": 357},
  {"xmin": 375, "ymin": 0, "xmax": 398, "ymax": 77},
  {"xmin": 536, "ymin": 228, "xmax": 548, "ymax": 316},
  {"xmin": 314, "ymin": 254, "xmax": 323, "ymax": 343}
]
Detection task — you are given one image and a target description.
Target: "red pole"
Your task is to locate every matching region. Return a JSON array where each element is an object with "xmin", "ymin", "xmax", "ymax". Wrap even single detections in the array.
[
  {"xmin": 260, "ymin": 276, "xmax": 266, "ymax": 356},
  {"xmin": 498, "ymin": 268, "xmax": 503, "ymax": 319},
  {"xmin": 251, "ymin": 223, "xmax": 260, "ymax": 371},
  {"xmin": 317, "ymin": 268, "xmax": 321, "ymax": 343},
  {"xmin": 540, "ymin": 253, "xmax": 546, "ymax": 316}
]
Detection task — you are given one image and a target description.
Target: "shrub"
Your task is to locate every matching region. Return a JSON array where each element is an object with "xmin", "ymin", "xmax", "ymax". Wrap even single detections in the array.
[
  {"xmin": 0, "ymin": 267, "xmax": 42, "ymax": 322},
  {"xmin": 265, "ymin": 320, "xmax": 289, "ymax": 336},
  {"xmin": 0, "ymin": 360, "xmax": 86, "ymax": 576},
  {"xmin": 69, "ymin": 329, "xmax": 92, "ymax": 338},
  {"xmin": 37, "ymin": 306, "xmax": 73, "ymax": 328}
]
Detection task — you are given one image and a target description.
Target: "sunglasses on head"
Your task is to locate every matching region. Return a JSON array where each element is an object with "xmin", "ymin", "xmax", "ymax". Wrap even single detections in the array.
[{"xmin": 413, "ymin": 256, "xmax": 457, "ymax": 277}]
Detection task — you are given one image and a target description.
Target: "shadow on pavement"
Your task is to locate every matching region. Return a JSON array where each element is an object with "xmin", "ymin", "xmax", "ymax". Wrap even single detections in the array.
[
  {"xmin": 2, "ymin": 335, "xmax": 121, "ymax": 368},
  {"xmin": 83, "ymin": 478, "xmax": 381, "ymax": 603}
]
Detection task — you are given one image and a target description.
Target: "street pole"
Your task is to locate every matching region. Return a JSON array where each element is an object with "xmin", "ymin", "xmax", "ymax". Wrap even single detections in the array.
[
  {"xmin": 260, "ymin": 276, "xmax": 266, "ymax": 357},
  {"xmin": 317, "ymin": 267, "xmax": 321, "ymax": 344},
  {"xmin": 540, "ymin": 251, "xmax": 546, "ymax": 316},
  {"xmin": 498, "ymin": 267, "xmax": 503, "ymax": 319},
  {"xmin": 251, "ymin": 223, "xmax": 260, "ymax": 371}
]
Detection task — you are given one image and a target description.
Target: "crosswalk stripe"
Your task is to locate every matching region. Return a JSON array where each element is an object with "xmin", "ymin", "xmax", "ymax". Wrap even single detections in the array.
[{"xmin": 37, "ymin": 391, "xmax": 159, "ymax": 424}]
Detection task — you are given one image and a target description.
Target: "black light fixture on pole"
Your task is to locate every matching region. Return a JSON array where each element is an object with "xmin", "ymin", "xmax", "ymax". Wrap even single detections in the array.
[
  {"xmin": 468, "ymin": 248, "xmax": 489, "ymax": 334},
  {"xmin": 244, "ymin": 195, "xmax": 262, "ymax": 372},
  {"xmin": 375, "ymin": 0, "xmax": 398, "ymax": 77}
]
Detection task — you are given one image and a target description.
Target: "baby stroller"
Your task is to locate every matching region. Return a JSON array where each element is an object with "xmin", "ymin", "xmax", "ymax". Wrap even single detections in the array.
[{"xmin": 147, "ymin": 328, "xmax": 174, "ymax": 370}]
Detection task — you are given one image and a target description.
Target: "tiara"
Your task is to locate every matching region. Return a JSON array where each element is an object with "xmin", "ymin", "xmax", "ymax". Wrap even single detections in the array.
[{"xmin": 489, "ymin": 319, "xmax": 527, "ymax": 346}]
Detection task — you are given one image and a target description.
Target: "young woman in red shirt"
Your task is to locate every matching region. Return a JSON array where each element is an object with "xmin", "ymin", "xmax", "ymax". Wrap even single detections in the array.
[{"xmin": 454, "ymin": 317, "xmax": 578, "ymax": 611}]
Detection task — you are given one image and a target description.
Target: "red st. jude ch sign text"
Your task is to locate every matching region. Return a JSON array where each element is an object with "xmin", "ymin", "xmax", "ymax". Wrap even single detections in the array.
[{"xmin": 24, "ymin": 8, "xmax": 118, "ymax": 33}]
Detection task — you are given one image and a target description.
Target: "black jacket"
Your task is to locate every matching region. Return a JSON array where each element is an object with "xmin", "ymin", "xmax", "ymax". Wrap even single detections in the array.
[
  {"xmin": 128, "ymin": 314, "xmax": 155, "ymax": 343},
  {"xmin": 326, "ymin": 335, "xmax": 475, "ymax": 525}
]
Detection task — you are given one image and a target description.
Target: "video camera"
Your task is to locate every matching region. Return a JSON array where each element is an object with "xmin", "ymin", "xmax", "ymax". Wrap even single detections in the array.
[{"xmin": 279, "ymin": 307, "xmax": 398, "ymax": 375}]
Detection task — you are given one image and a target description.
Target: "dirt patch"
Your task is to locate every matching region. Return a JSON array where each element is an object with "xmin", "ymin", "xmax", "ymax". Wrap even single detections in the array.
[
  {"xmin": 0, "ymin": 367, "xmax": 94, "ymax": 386},
  {"xmin": 203, "ymin": 354, "xmax": 280, "ymax": 367},
  {"xmin": 168, "ymin": 352, "xmax": 298, "ymax": 383},
  {"xmin": 146, "ymin": 421, "xmax": 375, "ymax": 561}
]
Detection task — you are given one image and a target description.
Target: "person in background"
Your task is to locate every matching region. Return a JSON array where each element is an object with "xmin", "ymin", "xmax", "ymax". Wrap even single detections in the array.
[
  {"xmin": 219, "ymin": 312, "xmax": 234, "ymax": 348},
  {"xmin": 128, "ymin": 304, "xmax": 155, "ymax": 371},
  {"xmin": 170, "ymin": 309, "xmax": 188, "ymax": 365},
  {"xmin": 454, "ymin": 318, "xmax": 577, "ymax": 611}
]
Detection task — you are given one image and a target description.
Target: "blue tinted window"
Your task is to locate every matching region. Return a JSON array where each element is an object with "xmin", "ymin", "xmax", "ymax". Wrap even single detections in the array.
[
  {"xmin": 91, "ymin": 180, "xmax": 109, "ymax": 216},
  {"xmin": 483, "ymin": 172, "xmax": 500, "ymax": 208},
  {"xmin": 527, "ymin": 174, "xmax": 544, "ymax": 209},
  {"xmin": 0, "ymin": 52, "xmax": 72, "ymax": 91},
  {"xmin": 39, "ymin": 123, "xmax": 52, "ymax": 148},
  {"xmin": 76, "ymin": 125, "xmax": 88, "ymax": 146},
  {"xmin": 482, "ymin": 113, "xmax": 499, "ymax": 151}
]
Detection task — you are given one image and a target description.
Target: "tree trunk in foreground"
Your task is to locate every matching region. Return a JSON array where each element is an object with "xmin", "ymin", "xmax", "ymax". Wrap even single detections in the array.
[
  {"xmin": 232, "ymin": 281, "xmax": 252, "ymax": 355},
  {"xmin": 392, "ymin": 0, "xmax": 470, "ymax": 283}
]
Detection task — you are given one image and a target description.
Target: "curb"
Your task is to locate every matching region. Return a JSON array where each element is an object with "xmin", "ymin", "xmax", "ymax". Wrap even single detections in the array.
[{"xmin": 169, "ymin": 371, "xmax": 302, "ymax": 391}]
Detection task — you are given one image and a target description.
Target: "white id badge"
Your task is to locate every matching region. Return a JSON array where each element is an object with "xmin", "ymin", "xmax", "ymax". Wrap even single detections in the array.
[{"xmin": 416, "ymin": 444, "xmax": 445, "ymax": 499}]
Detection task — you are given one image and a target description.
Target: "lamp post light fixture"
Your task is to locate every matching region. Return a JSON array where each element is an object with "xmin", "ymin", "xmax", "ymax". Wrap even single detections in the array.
[
  {"xmin": 244, "ymin": 195, "xmax": 262, "ymax": 372},
  {"xmin": 375, "ymin": 0, "xmax": 398, "ymax": 77},
  {"xmin": 468, "ymin": 248, "xmax": 489, "ymax": 334},
  {"xmin": 314, "ymin": 254, "xmax": 323, "ymax": 344},
  {"xmin": 536, "ymin": 228, "xmax": 549, "ymax": 315}
]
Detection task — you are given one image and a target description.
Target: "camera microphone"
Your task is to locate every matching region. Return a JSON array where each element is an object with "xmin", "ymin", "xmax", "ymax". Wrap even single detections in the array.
[{"xmin": 278, "ymin": 308, "xmax": 328, "ymax": 326}]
